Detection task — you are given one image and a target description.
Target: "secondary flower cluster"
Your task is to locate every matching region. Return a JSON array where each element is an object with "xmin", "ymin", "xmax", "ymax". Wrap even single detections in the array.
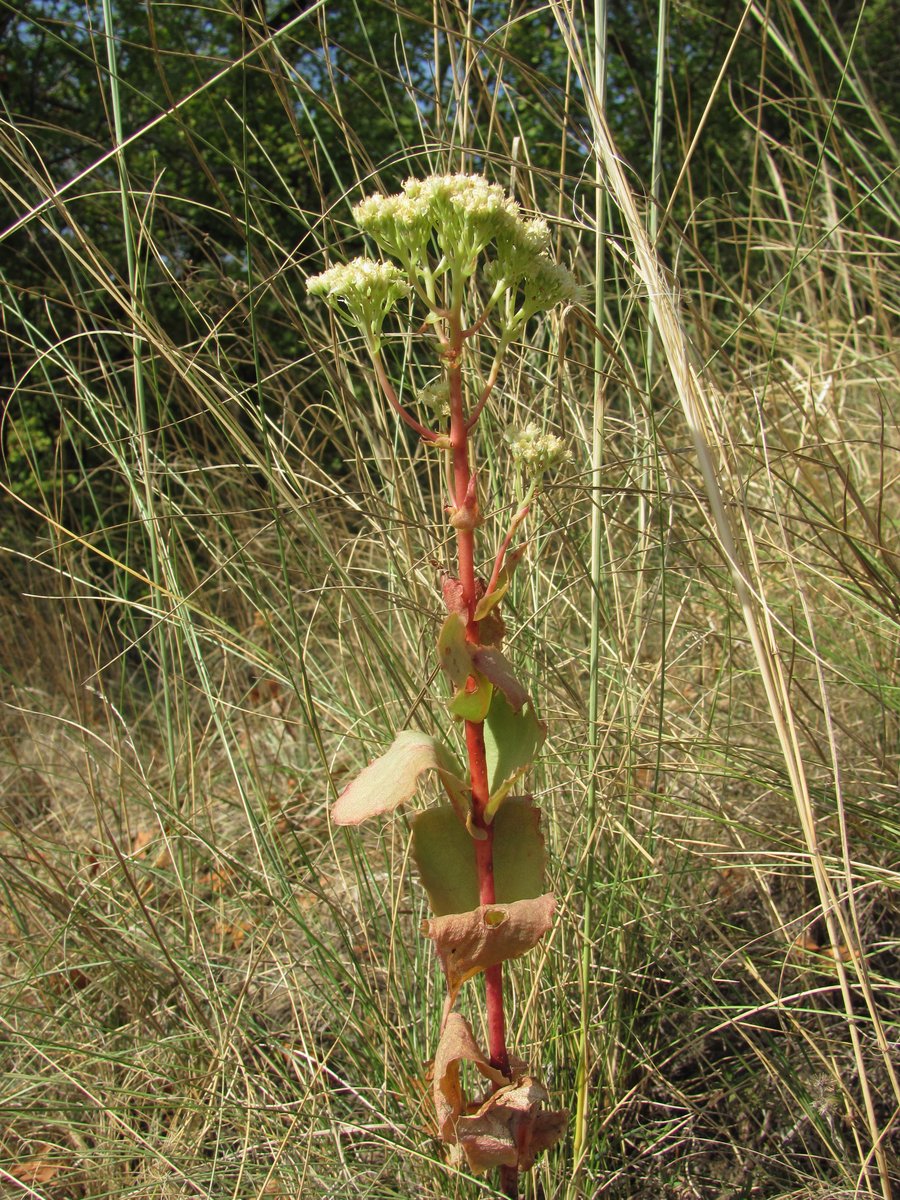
[
  {"xmin": 508, "ymin": 422, "xmax": 570, "ymax": 478},
  {"xmin": 306, "ymin": 256, "xmax": 410, "ymax": 348}
]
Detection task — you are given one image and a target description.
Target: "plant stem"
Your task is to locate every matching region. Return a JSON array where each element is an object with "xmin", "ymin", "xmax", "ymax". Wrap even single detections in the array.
[{"xmin": 447, "ymin": 311, "xmax": 514, "ymax": 1107}]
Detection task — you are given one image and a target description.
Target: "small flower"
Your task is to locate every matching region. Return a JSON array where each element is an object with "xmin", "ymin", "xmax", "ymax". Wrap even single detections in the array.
[
  {"xmin": 307, "ymin": 257, "xmax": 410, "ymax": 345},
  {"xmin": 507, "ymin": 422, "xmax": 570, "ymax": 478},
  {"xmin": 418, "ymin": 377, "xmax": 451, "ymax": 418}
]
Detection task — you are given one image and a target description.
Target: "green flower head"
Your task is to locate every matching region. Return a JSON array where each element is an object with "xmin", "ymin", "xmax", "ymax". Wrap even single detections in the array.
[
  {"xmin": 307, "ymin": 257, "xmax": 410, "ymax": 346},
  {"xmin": 354, "ymin": 174, "xmax": 521, "ymax": 280}
]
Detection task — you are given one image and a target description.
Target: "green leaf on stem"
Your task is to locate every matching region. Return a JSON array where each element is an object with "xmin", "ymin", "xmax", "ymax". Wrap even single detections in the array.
[
  {"xmin": 438, "ymin": 612, "xmax": 493, "ymax": 721},
  {"xmin": 437, "ymin": 612, "xmax": 472, "ymax": 685},
  {"xmin": 411, "ymin": 798, "xmax": 547, "ymax": 916},
  {"xmin": 483, "ymin": 691, "xmax": 546, "ymax": 819},
  {"xmin": 447, "ymin": 673, "xmax": 492, "ymax": 721},
  {"xmin": 331, "ymin": 730, "xmax": 469, "ymax": 826},
  {"xmin": 472, "ymin": 546, "xmax": 527, "ymax": 622}
]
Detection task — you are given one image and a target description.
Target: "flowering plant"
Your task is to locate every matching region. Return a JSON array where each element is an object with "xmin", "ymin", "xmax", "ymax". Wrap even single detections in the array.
[{"xmin": 308, "ymin": 174, "xmax": 577, "ymax": 1198}]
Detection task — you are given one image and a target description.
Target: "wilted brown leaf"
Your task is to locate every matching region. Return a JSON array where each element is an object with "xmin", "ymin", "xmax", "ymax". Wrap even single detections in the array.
[
  {"xmin": 471, "ymin": 646, "xmax": 529, "ymax": 712},
  {"xmin": 456, "ymin": 1076, "xmax": 567, "ymax": 1173},
  {"xmin": 433, "ymin": 1011, "xmax": 508, "ymax": 1141},
  {"xmin": 10, "ymin": 1153, "xmax": 65, "ymax": 1185},
  {"xmin": 422, "ymin": 893, "xmax": 555, "ymax": 1003}
]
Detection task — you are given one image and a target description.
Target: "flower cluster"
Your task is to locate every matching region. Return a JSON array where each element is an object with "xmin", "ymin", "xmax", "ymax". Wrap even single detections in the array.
[
  {"xmin": 308, "ymin": 176, "xmax": 579, "ymax": 348},
  {"xmin": 306, "ymin": 257, "xmax": 410, "ymax": 347},
  {"xmin": 355, "ymin": 175, "xmax": 519, "ymax": 279},
  {"xmin": 507, "ymin": 422, "xmax": 570, "ymax": 478}
]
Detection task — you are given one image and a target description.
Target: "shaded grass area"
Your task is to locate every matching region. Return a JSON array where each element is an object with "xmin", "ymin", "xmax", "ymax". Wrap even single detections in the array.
[{"xmin": 1, "ymin": 0, "xmax": 898, "ymax": 1197}]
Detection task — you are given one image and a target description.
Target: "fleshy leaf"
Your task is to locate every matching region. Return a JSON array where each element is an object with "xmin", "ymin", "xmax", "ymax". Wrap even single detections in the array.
[
  {"xmin": 412, "ymin": 798, "xmax": 547, "ymax": 916},
  {"xmin": 438, "ymin": 613, "xmax": 493, "ymax": 721},
  {"xmin": 422, "ymin": 893, "xmax": 555, "ymax": 1004},
  {"xmin": 447, "ymin": 672, "xmax": 493, "ymax": 721},
  {"xmin": 433, "ymin": 1012, "xmax": 508, "ymax": 1143},
  {"xmin": 472, "ymin": 546, "xmax": 526, "ymax": 622},
  {"xmin": 456, "ymin": 1076, "xmax": 567, "ymax": 1173},
  {"xmin": 437, "ymin": 612, "xmax": 472, "ymax": 685},
  {"xmin": 332, "ymin": 730, "xmax": 468, "ymax": 825},
  {"xmin": 471, "ymin": 646, "xmax": 529, "ymax": 713},
  {"xmin": 483, "ymin": 690, "xmax": 546, "ymax": 819}
]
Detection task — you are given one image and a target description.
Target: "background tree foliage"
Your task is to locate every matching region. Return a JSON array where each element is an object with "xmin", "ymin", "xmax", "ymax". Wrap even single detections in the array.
[{"xmin": 4, "ymin": 0, "xmax": 893, "ymax": 524}]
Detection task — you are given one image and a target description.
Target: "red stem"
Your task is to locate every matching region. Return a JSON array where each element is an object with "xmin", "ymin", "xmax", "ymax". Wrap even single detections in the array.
[
  {"xmin": 447, "ymin": 312, "xmax": 512, "ymax": 1084},
  {"xmin": 372, "ymin": 351, "xmax": 439, "ymax": 441}
]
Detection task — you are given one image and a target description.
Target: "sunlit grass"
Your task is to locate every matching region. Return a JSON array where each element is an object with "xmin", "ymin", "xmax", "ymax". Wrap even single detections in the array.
[{"xmin": 1, "ymin": 1, "xmax": 898, "ymax": 1197}]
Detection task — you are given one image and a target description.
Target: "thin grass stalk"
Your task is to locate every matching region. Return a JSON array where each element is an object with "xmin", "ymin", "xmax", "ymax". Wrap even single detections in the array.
[
  {"xmin": 572, "ymin": 0, "xmax": 607, "ymax": 1179},
  {"xmin": 99, "ymin": 0, "xmax": 182, "ymax": 801}
]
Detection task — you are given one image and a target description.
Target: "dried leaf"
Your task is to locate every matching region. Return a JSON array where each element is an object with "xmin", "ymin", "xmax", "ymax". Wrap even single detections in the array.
[
  {"xmin": 471, "ymin": 646, "xmax": 529, "ymax": 713},
  {"xmin": 412, "ymin": 798, "xmax": 547, "ymax": 916},
  {"xmin": 433, "ymin": 1012, "xmax": 508, "ymax": 1141},
  {"xmin": 441, "ymin": 575, "xmax": 467, "ymax": 615},
  {"xmin": 10, "ymin": 1154, "xmax": 64, "ymax": 1185},
  {"xmin": 423, "ymin": 893, "xmax": 556, "ymax": 1003},
  {"xmin": 331, "ymin": 730, "xmax": 468, "ymax": 825},
  {"xmin": 456, "ymin": 1077, "xmax": 567, "ymax": 1173}
]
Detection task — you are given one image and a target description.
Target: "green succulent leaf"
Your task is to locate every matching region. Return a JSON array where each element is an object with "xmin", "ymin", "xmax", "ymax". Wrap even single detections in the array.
[
  {"xmin": 447, "ymin": 672, "xmax": 493, "ymax": 721},
  {"xmin": 483, "ymin": 691, "xmax": 546, "ymax": 820},
  {"xmin": 437, "ymin": 612, "xmax": 472, "ymax": 685},
  {"xmin": 438, "ymin": 612, "xmax": 493, "ymax": 721},
  {"xmin": 472, "ymin": 546, "xmax": 526, "ymax": 622},
  {"xmin": 411, "ymin": 798, "xmax": 546, "ymax": 916}
]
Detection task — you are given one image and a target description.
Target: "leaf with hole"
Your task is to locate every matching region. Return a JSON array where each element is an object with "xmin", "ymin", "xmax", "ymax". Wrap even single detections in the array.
[
  {"xmin": 438, "ymin": 612, "xmax": 493, "ymax": 720},
  {"xmin": 422, "ymin": 892, "xmax": 555, "ymax": 1004}
]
